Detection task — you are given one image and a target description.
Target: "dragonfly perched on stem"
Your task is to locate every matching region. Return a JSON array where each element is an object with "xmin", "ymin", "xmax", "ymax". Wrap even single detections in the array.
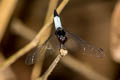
[{"xmin": 25, "ymin": 10, "xmax": 105, "ymax": 65}]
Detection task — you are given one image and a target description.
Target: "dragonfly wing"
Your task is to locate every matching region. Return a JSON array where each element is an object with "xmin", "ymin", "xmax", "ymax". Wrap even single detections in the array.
[
  {"xmin": 25, "ymin": 44, "xmax": 47, "ymax": 65},
  {"xmin": 25, "ymin": 34, "xmax": 60, "ymax": 65},
  {"xmin": 65, "ymin": 31, "xmax": 105, "ymax": 58},
  {"xmin": 46, "ymin": 34, "xmax": 60, "ymax": 54}
]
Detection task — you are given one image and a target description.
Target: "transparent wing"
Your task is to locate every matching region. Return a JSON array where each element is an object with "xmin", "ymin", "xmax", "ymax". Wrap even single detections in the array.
[
  {"xmin": 65, "ymin": 31, "xmax": 105, "ymax": 58},
  {"xmin": 25, "ymin": 34, "xmax": 60, "ymax": 65},
  {"xmin": 25, "ymin": 44, "xmax": 47, "ymax": 65}
]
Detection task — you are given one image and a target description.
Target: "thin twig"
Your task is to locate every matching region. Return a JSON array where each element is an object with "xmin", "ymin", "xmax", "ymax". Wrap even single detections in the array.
[
  {"xmin": 0, "ymin": 0, "xmax": 17, "ymax": 42},
  {"xmin": 111, "ymin": 1, "xmax": 120, "ymax": 63},
  {"xmin": 41, "ymin": 54, "xmax": 62, "ymax": 80},
  {"xmin": 31, "ymin": 0, "xmax": 59, "ymax": 80},
  {"xmin": 0, "ymin": 0, "xmax": 69, "ymax": 71},
  {"xmin": 40, "ymin": 49, "xmax": 68, "ymax": 80},
  {"xmin": 0, "ymin": 1, "xmax": 17, "ymax": 77}
]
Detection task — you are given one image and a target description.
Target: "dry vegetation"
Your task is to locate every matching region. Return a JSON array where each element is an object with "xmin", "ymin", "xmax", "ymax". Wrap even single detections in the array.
[{"xmin": 0, "ymin": 0, "xmax": 119, "ymax": 80}]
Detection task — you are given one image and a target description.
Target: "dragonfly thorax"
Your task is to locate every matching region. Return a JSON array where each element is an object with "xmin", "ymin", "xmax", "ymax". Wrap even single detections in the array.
[{"xmin": 55, "ymin": 27, "xmax": 67, "ymax": 44}]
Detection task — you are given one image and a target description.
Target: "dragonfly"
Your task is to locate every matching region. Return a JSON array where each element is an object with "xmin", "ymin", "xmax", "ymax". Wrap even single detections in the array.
[{"xmin": 25, "ymin": 10, "xmax": 104, "ymax": 65}]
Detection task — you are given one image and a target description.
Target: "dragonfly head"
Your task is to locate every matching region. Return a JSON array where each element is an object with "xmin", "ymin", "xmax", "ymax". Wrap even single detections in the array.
[
  {"xmin": 55, "ymin": 28, "xmax": 67, "ymax": 44},
  {"xmin": 59, "ymin": 35, "xmax": 67, "ymax": 44}
]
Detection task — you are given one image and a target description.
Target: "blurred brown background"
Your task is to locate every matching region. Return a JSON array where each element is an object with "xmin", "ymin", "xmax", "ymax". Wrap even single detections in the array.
[{"xmin": 0, "ymin": 0, "xmax": 120, "ymax": 80}]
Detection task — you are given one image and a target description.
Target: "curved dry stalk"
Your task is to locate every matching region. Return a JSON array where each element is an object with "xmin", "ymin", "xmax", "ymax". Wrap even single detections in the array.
[
  {"xmin": 0, "ymin": 1, "xmax": 17, "ymax": 78},
  {"xmin": 0, "ymin": 0, "xmax": 17, "ymax": 42},
  {"xmin": 40, "ymin": 49, "xmax": 68, "ymax": 80},
  {"xmin": 0, "ymin": 0, "xmax": 69, "ymax": 71},
  {"xmin": 31, "ymin": 0, "xmax": 59, "ymax": 80},
  {"xmin": 44, "ymin": 0, "xmax": 59, "ymax": 23},
  {"xmin": 111, "ymin": 1, "xmax": 120, "ymax": 63}
]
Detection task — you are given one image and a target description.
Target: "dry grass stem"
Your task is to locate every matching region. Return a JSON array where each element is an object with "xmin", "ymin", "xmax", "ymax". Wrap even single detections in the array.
[
  {"xmin": 0, "ymin": 0, "xmax": 17, "ymax": 42},
  {"xmin": 44, "ymin": 0, "xmax": 59, "ymax": 23},
  {"xmin": 111, "ymin": 1, "xmax": 120, "ymax": 63},
  {"xmin": 0, "ymin": 0, "xmax": 17, "ymax": 76},
  {"xmin": 31, "ymin": 0, "xmax": 59, "ymax": 79},
  {"xmin": 0, "ymin": 0, "xmax": 69, "ymax": 72},
  {"xmin": 40, "ymin": 49, "xmax": 68, "ymax": 80},
  {"xmin": 0, "ymin": 2, "xmax": 17, "ymax": 77}
]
